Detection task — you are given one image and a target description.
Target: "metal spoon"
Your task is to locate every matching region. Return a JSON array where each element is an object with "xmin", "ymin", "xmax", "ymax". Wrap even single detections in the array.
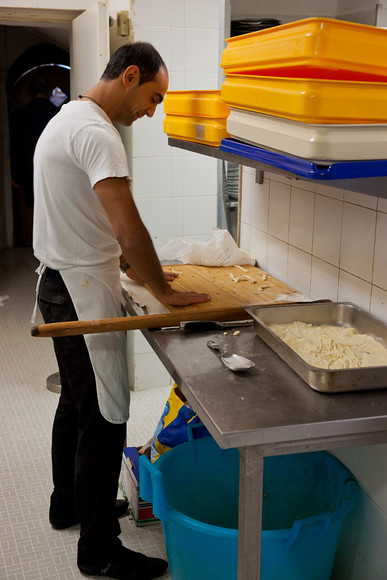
[{"xmin": 207, "ymin": 340, "xmax": 255, "ymax": 372}]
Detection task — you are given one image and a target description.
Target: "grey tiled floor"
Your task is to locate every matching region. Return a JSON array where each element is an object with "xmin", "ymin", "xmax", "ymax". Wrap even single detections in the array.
[{"xmin": 0, "ymin": 247, "xmax": 171, "ymax": 579}]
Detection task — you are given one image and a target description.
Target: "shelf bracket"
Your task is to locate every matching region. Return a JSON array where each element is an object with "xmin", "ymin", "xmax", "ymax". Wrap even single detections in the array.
[{"xmin": 255, "ymin": 169, "xmax": 264, "ymax": 184}]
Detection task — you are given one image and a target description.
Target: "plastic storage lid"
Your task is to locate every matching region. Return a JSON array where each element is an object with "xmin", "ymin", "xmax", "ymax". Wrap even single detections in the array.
[
  {"xmin": 219, "ymin": 138, "xmax": 387, "ymax": 181},
  {"xmin": 221, "ymin": 17, "xmax": 387, "ymax": 81},
  {"xmin": 221, "ymin": 73, "xmax": 387, "ymax": 124},
  {"xmin": 226, "ymin": 108, "xmax": 387, "ymax": 161}
]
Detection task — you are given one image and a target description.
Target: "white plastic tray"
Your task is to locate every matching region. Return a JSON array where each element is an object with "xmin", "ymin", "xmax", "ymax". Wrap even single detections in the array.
[{"xmin": 227, "ymin": 108, "xmax": 387, "ymax": 161}]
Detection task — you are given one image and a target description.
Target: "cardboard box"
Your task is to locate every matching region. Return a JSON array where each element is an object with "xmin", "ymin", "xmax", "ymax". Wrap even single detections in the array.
[{"xmin": 119, "ymin": 447, "xmax": 159, "ymax": 526}]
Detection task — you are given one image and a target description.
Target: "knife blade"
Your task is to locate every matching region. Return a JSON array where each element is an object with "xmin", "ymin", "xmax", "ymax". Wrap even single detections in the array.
[{"xmin": 161, "ymin": 319, "xmax": 254, "ymax": 332}]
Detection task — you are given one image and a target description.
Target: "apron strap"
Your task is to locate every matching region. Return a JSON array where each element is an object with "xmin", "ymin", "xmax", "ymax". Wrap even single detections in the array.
[{"xmin": 31, "ymin": 263, "xmax": 47, "ymax": 324}]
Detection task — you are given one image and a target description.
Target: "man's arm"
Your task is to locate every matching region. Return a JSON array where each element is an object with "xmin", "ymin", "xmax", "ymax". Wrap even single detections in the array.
[
  {"xmin": 119, "ymin": 256, "xmax": 179, "ymax": 282},
  {"xmin": 94, "ymin": 177, "xmax": 210, "ymax": 306}
]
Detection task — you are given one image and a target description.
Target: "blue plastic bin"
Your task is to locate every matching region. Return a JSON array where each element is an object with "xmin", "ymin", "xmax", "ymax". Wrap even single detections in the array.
[{"xmin": 140, "ymin": 436, "xmax": 356, "ymax": 580}]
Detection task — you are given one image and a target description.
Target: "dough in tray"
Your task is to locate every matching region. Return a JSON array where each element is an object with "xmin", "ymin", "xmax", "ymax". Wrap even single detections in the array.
[{"xmin": 269, "ymin": 321, "xmax": 387, "ymax": 369}]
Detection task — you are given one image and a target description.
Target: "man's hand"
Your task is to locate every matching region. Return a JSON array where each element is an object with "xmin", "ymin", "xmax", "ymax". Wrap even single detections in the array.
[
  {"xmin": 155, "ymin": 288, "xmax": 211, "ymax": 306},
  {"xmin": 163, "ymin": 271, "xmax": 180, "ymax": 281},
  {"xmin": 123, "ymin": 268, "xmax": 210, "ymax": 305}
]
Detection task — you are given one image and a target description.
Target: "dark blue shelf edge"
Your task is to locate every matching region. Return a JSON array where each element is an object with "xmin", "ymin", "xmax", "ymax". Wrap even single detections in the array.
[{"xmin": 168, "ymin": 137, "xmax": 387, "ymax": 199}]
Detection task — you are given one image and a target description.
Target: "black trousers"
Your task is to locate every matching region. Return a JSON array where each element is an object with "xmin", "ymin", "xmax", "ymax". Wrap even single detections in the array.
[{"xmin": 38, "ymin": 268, "xmax": 126, "ymax": 567}]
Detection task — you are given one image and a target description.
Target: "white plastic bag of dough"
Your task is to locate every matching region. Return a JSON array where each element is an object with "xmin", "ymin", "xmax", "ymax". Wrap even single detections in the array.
[{"xmin": 158, "ymin": 228, "xmax": 255, "ymax": 267}]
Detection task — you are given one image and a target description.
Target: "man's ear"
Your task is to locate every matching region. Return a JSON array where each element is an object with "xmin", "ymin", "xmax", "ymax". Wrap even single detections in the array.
[{"xmin": 123, "ymin": 65, "xmax": 140, "ymax": 87}]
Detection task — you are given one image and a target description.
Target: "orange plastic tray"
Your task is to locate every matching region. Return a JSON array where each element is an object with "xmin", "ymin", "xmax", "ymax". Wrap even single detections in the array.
[
  {"xmin": 164, "ymin": 114, "xmax": 229, "ymax": 147},
  {"xmin": 221, "ymin": 74, "xmax": 387, "ymax": 124},
  {"xmin": 221, "ymin": 17, "xmax": 387, "ymax": 82},
  {"xmin": 164, "ymin": 90, "xmax": 229, "ymax": 118}
]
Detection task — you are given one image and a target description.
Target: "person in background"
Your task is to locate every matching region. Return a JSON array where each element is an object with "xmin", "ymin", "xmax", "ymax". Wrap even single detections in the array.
[
  {"xmin": 32, "ymin": 42, "xmax": 211, "ymax": 580},
  {"xmin": 10, "ymin": 77, "xmax": 58, "ymax": 209}
]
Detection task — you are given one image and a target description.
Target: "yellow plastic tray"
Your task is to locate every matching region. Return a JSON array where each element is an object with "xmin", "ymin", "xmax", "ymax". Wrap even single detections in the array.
[
  {"xmin": 221, "ymin": 17, "xmax": 387, "ymax": 82},
  {"xmin": 221, "ymin": 74, "xmax": 387, "ymax": 124},
  {"xmin": 164, "ymin": 90, "xmax": 230, "ymax": 118},
  {"xmin": 164, "ymin": 114, "xmax": 229, "ymax": 147}
]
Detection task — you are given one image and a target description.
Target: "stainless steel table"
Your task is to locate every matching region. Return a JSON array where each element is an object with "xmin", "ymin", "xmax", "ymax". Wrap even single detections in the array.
[{"xmin": 125, "ymin": 304, "xmax": 387, "ymax": 579}]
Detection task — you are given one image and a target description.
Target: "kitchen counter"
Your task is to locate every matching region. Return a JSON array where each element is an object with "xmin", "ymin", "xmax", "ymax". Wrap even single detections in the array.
[{"xmin": 124, "ymin": 294, "xmax": 387, "ymax": 578}]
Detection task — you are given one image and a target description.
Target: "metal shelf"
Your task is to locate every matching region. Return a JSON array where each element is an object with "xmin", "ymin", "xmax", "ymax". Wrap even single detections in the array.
[{"xmin": 168, "ymin": 138, "xmax": 387, "ymax": 199}]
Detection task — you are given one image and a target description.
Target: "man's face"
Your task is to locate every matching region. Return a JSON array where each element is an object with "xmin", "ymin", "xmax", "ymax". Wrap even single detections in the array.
[{"xmin": 121, "ymin": 66, "xmax": 169, "ymax": 126}]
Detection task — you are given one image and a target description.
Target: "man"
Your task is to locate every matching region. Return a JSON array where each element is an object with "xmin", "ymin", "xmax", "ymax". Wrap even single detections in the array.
[{"xmin": 33, "ymin": 42, "xmax": 210, "ymax": 580}]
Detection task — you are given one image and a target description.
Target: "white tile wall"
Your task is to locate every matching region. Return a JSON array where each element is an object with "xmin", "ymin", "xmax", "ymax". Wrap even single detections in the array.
[
  {"xmin": 289, "ymin": 186, "xmax": 314, "ymax": 253},
  {"xmin": 135, "ymin": 197, "xmax": 172, "ymax": 238},
  {"xmin": 340, "ymin": 203, "xmax": 376, "ymax": 281},
  {"xmin": 185, "ymin": 29, "xmax": 220, "ymax": 72},
  {"xmin": 185, "ymin": 0, "xmax": 220, "ymax": 28},
  {"xmin": 310, "ymin": 257, "xmax": 339, "ymax": 301},
  {"xmin": 377, "ymin": 196, "xmax": 387, "ymax": 213},
  {"xmin": 371, "ymin": 286, "xmax": 387, "ymax": 325},
  {"xmin": 132, "ymin": 156, "xmax": 172, "ymax": 198},
  {"xmin": 266, "ymin": 236, "xmax": 288, "ymax": 282},
  {"xmin": 287, "ymin": 246, "xmax": 311, "ymax": 297},
  {"xmin": 268, "ymin": 180, "xmax": 291, "ymax": 242},
  {"xmin": 171, "ymin": 0, "xmax": 185, "ymax": 26},
  {"xmin": 358, "ymin": 445, "xmax": 387, "ymax": 514},
  {"xmin": 183, "ymin": 71, "xmax": 220, "ymax": 90},
  {"xmin": 373, "ymin": 211, "xmax": 387, "ymax": 290},
  {"xmin": 354, "ymin": 492, "xmax": 387, "ymax": 579},
  {"xmin": 313, "ymin": 194, "xmax": 342, "ymax": 267},
  {"xmin": 131, "ymin": 0, "xmax": 172, "ymax": 26},
  {"xmin": 128, "ymin": 0, "xmax": 221, "ymax": 390},
  {"xmin": 338, "ymin": 270, "xmax": 371, "ymax": 312},
  {"xmin": 250, "ymin": 171, "xmax": 269, "ymax": 232},
  {"xmin": 249, "ymin": 227, "xmax": 267, "ymax": 272},
  {"xmin": 133, "ymin": 352, "xmax": 173, "ymax": 391},
  {"xmin": 239, "ymin": 169, "xmax": 387, "ymax": 580}
]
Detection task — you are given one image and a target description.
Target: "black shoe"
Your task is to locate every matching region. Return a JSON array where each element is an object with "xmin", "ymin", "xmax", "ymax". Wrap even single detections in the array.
[
  {"xmin": 78, "ymin": 547, "xmax": 168, "ymax": 580},
  {"xmin": 50, "ymin": 499, "xmax": 129, "ymax": 530}
]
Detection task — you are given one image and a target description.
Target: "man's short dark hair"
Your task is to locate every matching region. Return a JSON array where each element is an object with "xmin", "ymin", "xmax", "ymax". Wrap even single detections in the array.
[{"xmin": 101, "ymin": 41, "xmax": 166, "ymax": 85}]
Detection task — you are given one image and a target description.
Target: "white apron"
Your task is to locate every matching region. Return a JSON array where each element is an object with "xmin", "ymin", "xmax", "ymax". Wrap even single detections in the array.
[{"xmin": 35, "ymin": 263, "xmax": 130, "ymax": 424}]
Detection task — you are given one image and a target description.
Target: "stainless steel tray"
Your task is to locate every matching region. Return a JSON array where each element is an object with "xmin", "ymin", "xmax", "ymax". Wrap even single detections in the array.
[{"xmin": 245, "ymin": 302, "xmax": 387, "ymax": 393}]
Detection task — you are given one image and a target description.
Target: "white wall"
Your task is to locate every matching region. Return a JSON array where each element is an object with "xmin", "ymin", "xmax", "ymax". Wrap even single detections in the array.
[
  {"xmin": 128, "ymin": 0, "xmax": 222, "ymax": 390},
  {"xmin": 130, "ymin": 0, "xmax": 220, "ymax": 253}
]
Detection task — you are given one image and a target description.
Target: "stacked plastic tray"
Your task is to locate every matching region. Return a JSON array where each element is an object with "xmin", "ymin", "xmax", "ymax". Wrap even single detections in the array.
[
  {"xmin": 220, "ymin": 18, "xmax": 387, "ymax": 161},
  {"xmin": 163, "ymin": 90, "xmax": 230, "ymax": 147}
]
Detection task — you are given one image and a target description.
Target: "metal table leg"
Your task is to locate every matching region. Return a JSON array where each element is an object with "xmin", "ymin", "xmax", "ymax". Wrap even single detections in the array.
[{"xmin": 238, "ymin": 446, "xmax": 264, "ymax": 579}]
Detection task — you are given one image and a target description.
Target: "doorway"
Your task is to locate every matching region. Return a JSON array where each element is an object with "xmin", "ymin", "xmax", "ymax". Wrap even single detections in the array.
[
  {"xmin": 7, "ymin": 40, "xmax": 70, "ymax": 246},
  {"xmin": 0, "ymin": 3, "xmax": 109, "ymax": 251}
]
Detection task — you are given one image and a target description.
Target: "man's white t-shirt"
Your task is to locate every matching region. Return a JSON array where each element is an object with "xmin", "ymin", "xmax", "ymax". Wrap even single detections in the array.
[{"xmin": 33, "ymin": 99, "xmax": 129, "ymax": 269}]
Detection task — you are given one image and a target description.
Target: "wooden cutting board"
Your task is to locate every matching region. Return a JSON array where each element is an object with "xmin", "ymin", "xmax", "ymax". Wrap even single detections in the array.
[{"xmin": 158, "ymin": 264, "xmax": 297, "ymax": 316}]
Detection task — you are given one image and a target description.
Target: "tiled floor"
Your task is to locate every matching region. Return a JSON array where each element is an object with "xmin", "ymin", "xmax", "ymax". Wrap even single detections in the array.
[{"xmin": 0, "ymin": 247, "xmax": 172, "ymax": 579}]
